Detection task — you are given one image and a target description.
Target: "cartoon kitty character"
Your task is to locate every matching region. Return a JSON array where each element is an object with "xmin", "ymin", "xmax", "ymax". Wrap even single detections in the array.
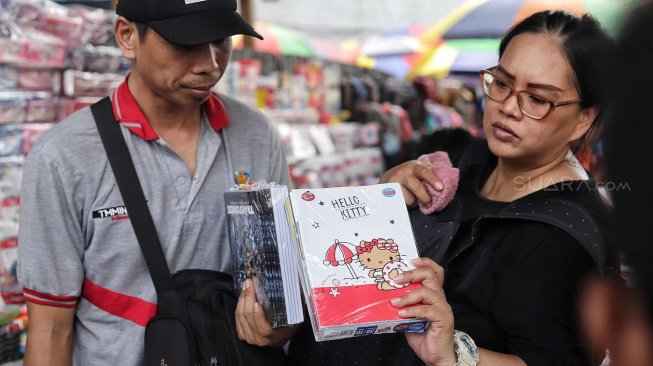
[{"xmin": 357, "ymin": 238, "xmax": 410, "ymax": 290}]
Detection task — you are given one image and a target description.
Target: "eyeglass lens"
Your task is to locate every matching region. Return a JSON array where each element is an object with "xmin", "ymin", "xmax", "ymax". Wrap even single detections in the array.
[{"xmin": 482, "ymin": 73, "xmax": 551, "ymax": 118}]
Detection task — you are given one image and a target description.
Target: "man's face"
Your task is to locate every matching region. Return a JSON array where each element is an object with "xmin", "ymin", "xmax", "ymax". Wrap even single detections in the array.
[{"xmin": 130, "ymin": 25, "xmax": 233, "ymax": 107}]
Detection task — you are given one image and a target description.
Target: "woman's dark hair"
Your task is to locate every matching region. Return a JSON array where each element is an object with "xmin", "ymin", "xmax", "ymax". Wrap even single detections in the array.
[{"xmin": 499, "ymin": 10, "xmax": 615, "ymax": 153}]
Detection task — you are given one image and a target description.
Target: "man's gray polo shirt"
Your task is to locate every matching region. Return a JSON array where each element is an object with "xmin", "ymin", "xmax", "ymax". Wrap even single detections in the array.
[{"xmin": 17, "ymin": 81, "xmax": 290, "ymax": 366}]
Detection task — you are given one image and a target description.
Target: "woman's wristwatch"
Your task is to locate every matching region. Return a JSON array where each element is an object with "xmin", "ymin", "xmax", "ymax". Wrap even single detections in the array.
[{"xmin": 453, "ymin": 330, "xmax": 480, "ymax": 366}]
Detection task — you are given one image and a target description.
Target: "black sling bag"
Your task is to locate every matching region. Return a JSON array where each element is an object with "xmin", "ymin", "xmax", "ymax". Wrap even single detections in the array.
[{"xmin": 91, "ymin": 97, "xmax": 286, "ymax": 366}]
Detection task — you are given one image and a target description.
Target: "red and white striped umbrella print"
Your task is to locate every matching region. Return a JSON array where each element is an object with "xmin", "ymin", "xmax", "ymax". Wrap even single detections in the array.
[{"xmin": 323, "ymin": 239, "xmax": 360, "ymax": 279}]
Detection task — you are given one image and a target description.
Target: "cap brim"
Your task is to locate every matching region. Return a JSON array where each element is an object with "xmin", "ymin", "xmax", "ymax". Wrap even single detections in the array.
[{"xmin": 148, "ymin": 9, "xmax": 263, "ymax": 47}]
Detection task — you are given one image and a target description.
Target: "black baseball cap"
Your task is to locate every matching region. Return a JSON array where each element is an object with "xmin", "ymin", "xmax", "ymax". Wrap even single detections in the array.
[{"xmin": 116, "ymin": 0, "xmax": 263, "ymax": 46}]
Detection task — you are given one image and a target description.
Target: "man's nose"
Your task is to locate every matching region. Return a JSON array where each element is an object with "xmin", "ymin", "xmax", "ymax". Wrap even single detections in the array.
[{"xmin": 190, "ymin": 43, "xmax": 221, "ymax": 75}]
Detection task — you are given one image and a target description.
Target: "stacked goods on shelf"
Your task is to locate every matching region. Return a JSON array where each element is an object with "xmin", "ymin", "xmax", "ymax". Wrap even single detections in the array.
[
  {"xmin": 217, "ymin": 57, "xmax": 342, "ymax": 123},
  {"xmin": 270, "ymin": 113, "xmax": 384, "ymax": 188},
  {"xmin": 0, "ymin": 306, "xmax": 28, "ymax": 363},
  {"xmin": 0, "ymin": 1, "xmax": 128, "ymax": 362},
  {"xmin": 217, "ymin": 58, "xmax": 263, "ymax": 110},
  {"xmin": 0, "ymin": 156, "xmax": 24, "ymax": 311},
  {"xmin": 216, "ymin": 56, "xmax": 374, "ymax": 188},
  {"xmin": 1, "ymin": 0, "xmax": 128, "ymax": 129},
  {"xmin": 0, "ymin": 0, "xmax": 123, "ymax": 287}
]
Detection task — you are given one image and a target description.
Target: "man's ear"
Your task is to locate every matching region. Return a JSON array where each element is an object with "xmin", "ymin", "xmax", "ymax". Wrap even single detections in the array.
[
  {"xmin": 569, "ymin": 106, "xmax": 598, "ymax": 143},
  {"xmin": 114, "ymin": 16, "xmax": 139, "ymax": 60}
]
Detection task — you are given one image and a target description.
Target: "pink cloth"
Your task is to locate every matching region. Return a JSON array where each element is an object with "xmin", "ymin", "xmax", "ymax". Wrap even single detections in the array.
[{"xmin": 417, "ymin": 151, "xmax": 459, "ymax": 214}]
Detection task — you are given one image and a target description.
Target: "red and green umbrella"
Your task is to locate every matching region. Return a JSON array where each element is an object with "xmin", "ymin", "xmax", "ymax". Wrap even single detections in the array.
[
  {"xmin": 309, "ymin": 37, "xmax": 361, "ymax": 64},
  {"xmin": 233, "ymin": 21, "xmax": 318, "ymax": 58}
]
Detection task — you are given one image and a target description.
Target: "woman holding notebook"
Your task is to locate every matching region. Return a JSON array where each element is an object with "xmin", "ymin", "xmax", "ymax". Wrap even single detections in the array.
[
  {"xmin": 288, "ymin": 9, "xmax": 615, "ymax": 366},
  {"xmin": 382, "ymin": 10, "xmax": 617, "ymax": 366}
]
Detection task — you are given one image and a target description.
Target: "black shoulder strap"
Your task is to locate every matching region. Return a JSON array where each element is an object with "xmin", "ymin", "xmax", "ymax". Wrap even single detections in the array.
[
  {"xmin": 90, "ymin": 97, "xmax": 182, "ymax": 315},
  {"xmin": 501, "ymin": 198, "xmax": 612, "ymax": 274}
]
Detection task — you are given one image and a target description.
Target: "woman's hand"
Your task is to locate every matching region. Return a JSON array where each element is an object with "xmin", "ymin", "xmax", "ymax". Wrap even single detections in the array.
[
  {"xmin": 379, "ymin": 160, "xmax": 443, "ymax": 207},
  {"xmin": 235, "ymin": 279, "xmax": 298, "ymax": 347},
  {"xmin": 391, "ymin": 258, "xmax": 457, "ymax": 366}
]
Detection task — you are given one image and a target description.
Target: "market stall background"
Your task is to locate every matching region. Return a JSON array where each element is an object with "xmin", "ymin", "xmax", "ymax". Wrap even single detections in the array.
[{"xmin": 0, "ymin": 0, "xmax": 641, "ymax": 363}]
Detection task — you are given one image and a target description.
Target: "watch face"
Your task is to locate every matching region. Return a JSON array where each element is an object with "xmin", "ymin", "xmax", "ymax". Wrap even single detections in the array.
[{"xmin": 460, "ymin": 335, "xmax": 479, "ymax": 358}]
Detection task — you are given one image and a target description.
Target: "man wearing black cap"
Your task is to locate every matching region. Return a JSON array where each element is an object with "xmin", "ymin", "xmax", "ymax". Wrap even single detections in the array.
[{"xmin": 17, "ymin": 0, "xmax": 295, "ymax": 364}]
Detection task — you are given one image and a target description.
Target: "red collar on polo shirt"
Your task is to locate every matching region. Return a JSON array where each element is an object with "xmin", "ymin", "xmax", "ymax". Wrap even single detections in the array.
[{"xmin": 110, "ymin": 76, "xmax": 229, "ymax": 141}]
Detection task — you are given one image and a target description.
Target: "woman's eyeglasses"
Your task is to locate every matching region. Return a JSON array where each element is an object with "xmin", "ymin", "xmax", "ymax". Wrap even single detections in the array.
[{"xmin": 479, "ymin": 67, "xmax": 581, "ymax": 120}]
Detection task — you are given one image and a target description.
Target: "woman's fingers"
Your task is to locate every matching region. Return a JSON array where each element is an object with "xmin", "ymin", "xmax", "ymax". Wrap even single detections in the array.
[
  {"xmin": 393, "ymin": 259, "xmax": 456, "ymax": 366},
  {"xmin": 391, "ymin": 258, "xmax": 452, "ymax": 324},
  {"xmin": 413, "ymin": 163, "xmax": 445, "ymax": 193},
  {"xmin": 394, "ymin": 258, "xmax": 445, "ymax": 288},
  {"xmin": 391, "ymin": 285, "xmax": 453, "ymax": 330},
  {"xmin": 379, "ymin": 160, "xmax": 444, "ymax": 207},
  {"xmin": 399, "ymin": 299, "xmax": 453, "ymax": 324},
  {"xmin": 402, "ymin": 173, "xmax": 435, "ymax": 206}
]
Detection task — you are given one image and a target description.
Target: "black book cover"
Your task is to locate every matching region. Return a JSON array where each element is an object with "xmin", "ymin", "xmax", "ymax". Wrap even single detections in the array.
[{"xmin": 225, "ymin": 188, "xmax": 288, "ymax": 328}]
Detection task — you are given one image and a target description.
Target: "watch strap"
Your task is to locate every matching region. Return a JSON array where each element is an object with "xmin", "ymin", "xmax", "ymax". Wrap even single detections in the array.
[{"xmin": 453, "ymin": 330, "xmax": 480, "ymax": 366}]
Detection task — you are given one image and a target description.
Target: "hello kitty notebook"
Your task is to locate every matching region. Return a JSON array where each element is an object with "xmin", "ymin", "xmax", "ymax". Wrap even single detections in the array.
[{"xmin": 288, "ymin": 183, "xmax": 427, "ymax": 341}]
